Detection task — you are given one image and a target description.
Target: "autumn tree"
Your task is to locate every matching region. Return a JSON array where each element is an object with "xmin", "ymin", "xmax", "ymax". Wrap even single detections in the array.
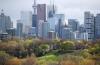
[
  {"xmin": 80, "ymin": 59, "xmax": 96, "ymax": 65},
  {"xmin": 22, "ymin": 54, "xmax": 37, "ymax": 65},
  {"xmin": 0, "ymin": 51, "xmax": 10, "ymax": 65},
  {"xmin": 5, "ymin": 58, "xmax": 22, "ymax": 65}
]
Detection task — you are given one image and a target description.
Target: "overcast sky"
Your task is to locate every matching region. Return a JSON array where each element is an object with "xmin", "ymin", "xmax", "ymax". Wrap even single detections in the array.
[{"xmin": 0, "ymin": 0, "xmax": 100, "ymax": 27}]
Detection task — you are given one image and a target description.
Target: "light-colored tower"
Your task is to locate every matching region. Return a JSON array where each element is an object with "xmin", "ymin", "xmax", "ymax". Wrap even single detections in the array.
[{"xmin": 32, "ymin": 0, "xmax": 37, "ymax": 14}]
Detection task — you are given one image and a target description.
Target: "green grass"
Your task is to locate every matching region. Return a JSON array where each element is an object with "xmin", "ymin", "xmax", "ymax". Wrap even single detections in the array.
[{"xmin": 38, "ymin": 54, "xmax": 59, "ymax": 65}]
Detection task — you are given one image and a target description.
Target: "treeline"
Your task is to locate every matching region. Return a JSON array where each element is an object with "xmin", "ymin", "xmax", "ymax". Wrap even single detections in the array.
[{"xmin": 0, "ymin": 38, "xmax": 100, "ymax": 65}]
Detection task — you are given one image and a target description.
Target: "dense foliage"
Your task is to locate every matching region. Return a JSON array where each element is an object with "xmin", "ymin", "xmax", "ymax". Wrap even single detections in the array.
[{"xmin": 0, "ymin": 38, "xmax": 100, "ymax": 65}]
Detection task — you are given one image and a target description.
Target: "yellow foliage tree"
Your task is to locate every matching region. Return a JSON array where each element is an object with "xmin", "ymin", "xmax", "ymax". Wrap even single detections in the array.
[{"xmin": 80, "ymin": 59, "xmax": 96, "ymax": 65}]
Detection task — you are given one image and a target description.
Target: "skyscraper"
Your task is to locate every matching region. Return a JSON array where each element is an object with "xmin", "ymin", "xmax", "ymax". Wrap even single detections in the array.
[
  {"xmin": 78, "ymin": 24, "xmax": 85, "ymax": 33},
  {"xmin": 47, "ymin": 4, "xmax": 56, "ymax": 31},
  {"xmin": 42, "ymin": 22, "xmax": 50, "ymax": 39},
  {"xmin": 0, "ymin": 10, "xmax": 12, "ymax": 33},
  {"xmin": 48, "ymin": 31, "xmax": 57, "ymax": 40},
  {"xmin": 47, "ymin": 15, "xmax": 56, "ymax": 31},
  {"xmin": 84, "ymin": 12, "xmax": 95, "ymax": 41},
  {"xmin": 37, "ymin": 4, "xmax": 46, "ymax": 37},
  {"xmin": 32, "ymin": 0, "xmax": 37, "ymax": 15},
  {"xmin": 74, "ymin": 31, "xmax": 88, "ymax": 41},
  {"xmin": 16, "ymin": 20, "xmax": 23, "ymax": 39},
  {"xmin": 20, "ymin": 11, "xmax": 32, "ymax": 34},
  {"xmin": 55, "ymin": 14, "xmax": 65, "ymax": 38},
  {"xmin": 68, "ymin": 19, "xmax": 79, "ymax": 32},
  {"xmin": 47, "ymin": 5, "xmax": 56, "ymax": 18},
  {"xmin": 32, "ymin": 0, "xmax": 37, "ymax": 27},
  {"xmin": 28, "ymin": 27, "xmax": 36, "ymax": 37},
  {"xmin": 37, "ymin": 4, "xmax": 46, "ymax": 22},
  {"xmin": 94, "ymin": 14, "xmax": 100, "ymax": 39},
  {"xmin": 62, "ymin": 27, "xmax": 74, "ymax": 40},
  {"xmin": 32, "ymin": 15, "xmax": 37, "ymax": 27},
  {"xmin": 6, "ymin": 28, "xmax": 16, "ymax": 39},
  {"xmin": 37, "ymin": 20, "xmax": 50, "ymax": 39},
  {"xmin": 38, "ymin": 20, "xmax": 44, "ymax": 38}
]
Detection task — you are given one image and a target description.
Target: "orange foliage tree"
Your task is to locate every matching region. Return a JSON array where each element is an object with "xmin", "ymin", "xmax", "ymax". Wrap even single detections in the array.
[{"xmin": 5, "ymin": 58, "xmax": 22, "ymax": 65}]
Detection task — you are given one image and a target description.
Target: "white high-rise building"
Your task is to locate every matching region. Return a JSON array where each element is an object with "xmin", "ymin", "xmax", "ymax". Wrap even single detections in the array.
[
  {"xmin": 84, "ymin": 11, "xmax": 94, "ymax": 41},
  {"xmin": 74, "ymin": 31, "xmax": 88, "ymax": 41},
  {"xmin": 20, "ymin": 11, "xmax": 32, "ymax": 34}
]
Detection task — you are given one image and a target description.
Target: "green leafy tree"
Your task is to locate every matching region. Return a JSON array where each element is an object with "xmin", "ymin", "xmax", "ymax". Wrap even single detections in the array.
[
  {"xmin": 60, "ymin": 41, "xmax": 75, "ymax": 53},
  {"xmin": 39, "ymin": 44, "xmax": 50, "ymax": 55}
]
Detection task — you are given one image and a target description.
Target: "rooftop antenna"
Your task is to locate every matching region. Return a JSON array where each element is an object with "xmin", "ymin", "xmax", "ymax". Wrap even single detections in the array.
[
  {"xmin": 32, "ymin": 0, "xmax": 37, "ymax": 14},
  {"xmin": 53, "ymin": 0, "xmax": 55, "ymax": 14}
]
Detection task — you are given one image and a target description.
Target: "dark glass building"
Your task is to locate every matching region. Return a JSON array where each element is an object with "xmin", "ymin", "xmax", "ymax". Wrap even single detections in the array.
[{"xmin": 32, "ymin": 14, "xmax": 37, "ymax": 27}]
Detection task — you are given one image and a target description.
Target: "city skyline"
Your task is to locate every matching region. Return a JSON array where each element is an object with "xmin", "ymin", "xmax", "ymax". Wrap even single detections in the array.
[
  {"xmin": 0, "ymin": 1, "xmax": 100, "ymax": 64},
  {"xmin": 0, "ymin": 0, "xmax": 100, "ymax": 28},
  {"xmin": 0, "ymin": 0, "xmax": 100, "ymax": 41}
]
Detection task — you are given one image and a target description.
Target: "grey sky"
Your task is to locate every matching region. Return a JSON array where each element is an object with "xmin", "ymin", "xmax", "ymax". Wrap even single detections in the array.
[{"xmin": 0, "ymin": 0, "xmax": 100, "ymax": 27}]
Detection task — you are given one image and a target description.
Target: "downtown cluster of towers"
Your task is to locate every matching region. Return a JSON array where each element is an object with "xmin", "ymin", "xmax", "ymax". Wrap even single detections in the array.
[{"xmin": 0, "ymin": 0, "xmax": 100, "ymax": 41}]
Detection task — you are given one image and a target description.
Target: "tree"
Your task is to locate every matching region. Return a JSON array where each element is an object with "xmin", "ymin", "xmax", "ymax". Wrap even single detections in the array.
[
  {"xmin": 0, "ymin": 51, "xmax": 10, "ymax": 65},
  {"xmin": 59, "ymin": 41, "xmax": 75, "ymax": 53},
  {"xmin": 89, "ymin": 44, "xmax": 100, "ymax": 55},
  {"xmin": 80, "ymin": 59, "xmax": 96, "ymax": 65},
  {"xmin": 79, "ymin": 49, "xmax": 92, "ymax": 58},
  {"xmin": 75, "ymin": 41, "xmax": 86, "ymax": 50},
  {"xmin": 22, "ymin": 54, "xmax": 37, "ymax": 65},
  {"xmin": 5, "ymin": 58, "xmax": 22, "ymax": 65},
  {"xmin": 24, "ymin": 39, "xmax": 33, "ymax": 48},
  {"xmin": 39, "ymin": 44, "xmax": 50, "ymax": 55}
]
